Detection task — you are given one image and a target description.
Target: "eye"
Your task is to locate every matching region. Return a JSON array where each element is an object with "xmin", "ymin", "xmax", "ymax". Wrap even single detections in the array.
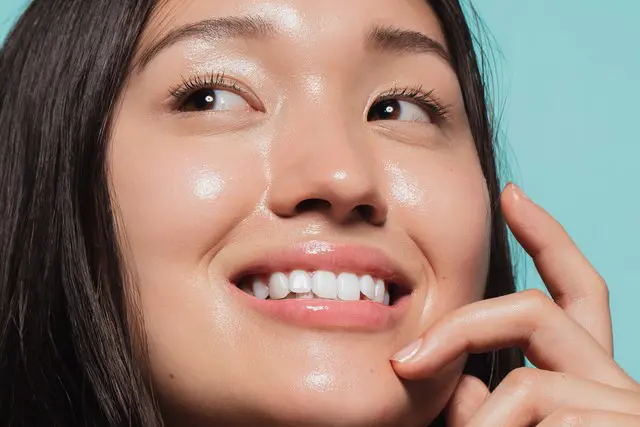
[
  {"xmin": 180, "ymin": 88, "xmax": 249, "ymax": 113},
  {"xmin": 367, "ymin": 99, "xmax": 432, "ymax": 123}
]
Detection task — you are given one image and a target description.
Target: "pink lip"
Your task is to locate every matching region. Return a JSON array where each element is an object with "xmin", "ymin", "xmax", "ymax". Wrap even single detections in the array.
[{"xmin": 227, "ymin": 240, "xmax": 413, "ymax": 331}]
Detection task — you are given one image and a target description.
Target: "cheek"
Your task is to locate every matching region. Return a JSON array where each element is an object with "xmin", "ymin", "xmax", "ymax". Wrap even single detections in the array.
[
  {"xmin": 385, "ymin": 146, "xmax": 491, "ymax": 311},
  {"xmin": 109, "ymin": 134, "xmax": 265, "ymax": 270},
  {"xmin": 108, "ymin": 128, "xmax": 270, "ymax": 366},
  {"xmin": 107, "ymin": 128, "xmax": 273, "ymax": 402}
]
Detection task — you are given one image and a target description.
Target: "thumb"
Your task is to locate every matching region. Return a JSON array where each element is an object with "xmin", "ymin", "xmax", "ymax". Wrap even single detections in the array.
[{"xmin": 445, "ymin": 375, "xmax": 490, "ymax": 427}]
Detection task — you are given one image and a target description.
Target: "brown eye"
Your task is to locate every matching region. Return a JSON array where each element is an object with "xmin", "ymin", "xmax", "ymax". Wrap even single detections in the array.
[
  {"xmin": 367, "ymin": 99, "xmax": 432, "ymax": 123},
  {"xmin": 180, "ymin": 88, "xmax": 249, "ymax": 112}
]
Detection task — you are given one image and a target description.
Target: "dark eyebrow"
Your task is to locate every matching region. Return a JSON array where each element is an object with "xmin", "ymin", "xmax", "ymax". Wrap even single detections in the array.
[
  {"xmin": 366, "ymin": 25, "xmax": 451, "ymax": 65},
  {"xmin": 135, "ymin": 16, "xmax": 276, "ymax": 70}
]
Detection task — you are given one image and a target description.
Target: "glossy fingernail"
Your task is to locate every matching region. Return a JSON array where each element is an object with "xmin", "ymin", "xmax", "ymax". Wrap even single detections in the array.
[
  {"xmin": 510, "ymin": 183, "xmax": 531, "ymax": 201},
  {"xmin": 391, "ymin": 338, "xmax": 423, "ymax": 363}
]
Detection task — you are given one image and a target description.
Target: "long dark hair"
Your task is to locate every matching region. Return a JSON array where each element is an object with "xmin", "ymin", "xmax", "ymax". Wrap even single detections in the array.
[{"xmin": 0, "ymin": 0, "xmax": 523, "ymax": 425}]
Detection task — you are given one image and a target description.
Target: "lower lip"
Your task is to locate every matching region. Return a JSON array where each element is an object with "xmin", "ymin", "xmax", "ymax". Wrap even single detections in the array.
[{"xmin": 230, "ymin": 285, "xmax": 409, "ymax": 332}]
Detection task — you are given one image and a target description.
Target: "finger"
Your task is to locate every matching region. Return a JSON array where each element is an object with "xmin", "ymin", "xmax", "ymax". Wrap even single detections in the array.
[
  {"xmin": 501, "ymin": 183, "xmax": 613, "ymax": 354},
  {"xmin": 391, "ymin": 290, "xmax": 637, "ymax": 391},
  {"xmin": 464, "ymin": 368, "xmax": 640, "ymax": 426},
  {"xmin": 445, "ymin": 375, "xmax": 490, "ymax": 427},
  {"xmin": 538, "ymin": 409, "xmax": 640, "ymax": 427}
]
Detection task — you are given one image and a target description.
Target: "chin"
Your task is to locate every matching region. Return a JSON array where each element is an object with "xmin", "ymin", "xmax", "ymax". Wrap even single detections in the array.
[
  {"xmin": 164, "ymin": 388, "xmax": 436, "ymax": 427},
  {"xmin": 258, "ymin": 362, "xmax": 458, "ymax": 427},
  {"xmin": 262, "ymin": 386, "xmax": 432, "ymax": 427},
  {"xmin": 158, "ymin": 354, "xmax": 459, "ymax": 427}
]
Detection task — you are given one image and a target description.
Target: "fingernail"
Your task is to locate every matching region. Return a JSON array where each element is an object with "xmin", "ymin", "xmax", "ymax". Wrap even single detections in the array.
[
  {"xmin": 391, "ymin": 338, "xmax": 423, "ymax": 363},
  {"xmin": 510, "ymin": 183, "xmax": 531, "ymax": 201}
]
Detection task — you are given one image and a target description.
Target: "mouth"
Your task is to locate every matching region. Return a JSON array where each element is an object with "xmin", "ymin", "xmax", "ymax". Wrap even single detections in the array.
[{"xmin": 226, "ymin": 241, "xmax": 415, "ymax": 331}]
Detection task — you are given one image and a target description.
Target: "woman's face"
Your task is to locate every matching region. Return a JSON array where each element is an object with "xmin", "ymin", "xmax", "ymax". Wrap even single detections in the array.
[{"xmin": 110, "ymin": 0, "xmax": 491, "ymax": 425}]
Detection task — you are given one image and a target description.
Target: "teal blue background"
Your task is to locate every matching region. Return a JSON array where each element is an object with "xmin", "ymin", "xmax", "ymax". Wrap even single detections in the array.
[{"xmin": 2, "ymin": 1, "xmax": 639, "ymax": 380}]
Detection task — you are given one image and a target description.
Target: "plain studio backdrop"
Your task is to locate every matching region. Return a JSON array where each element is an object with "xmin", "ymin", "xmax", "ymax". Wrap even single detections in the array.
[{"xmin": 1, "ymin": 0, "xmax": 639, "ymax": 381}]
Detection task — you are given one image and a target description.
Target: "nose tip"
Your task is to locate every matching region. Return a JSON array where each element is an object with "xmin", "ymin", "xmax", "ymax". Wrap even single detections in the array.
[
  {"xmin": 291, "ymin": 175, "xmax": 388, "ymax": 225},
  {"xmin": 268, "ymin": 161, "xmax": 388, "ymax": 226}
]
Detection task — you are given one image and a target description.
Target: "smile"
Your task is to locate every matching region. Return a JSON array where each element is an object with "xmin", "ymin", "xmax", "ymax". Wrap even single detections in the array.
[{"xmin": 227, "ymin": 241, "xmax": 415, "ymax": 331}]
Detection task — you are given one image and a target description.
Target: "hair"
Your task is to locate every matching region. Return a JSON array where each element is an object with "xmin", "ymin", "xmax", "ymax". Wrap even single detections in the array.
[{"xmin": 0, "ymin": 0, "xmax": 523, "ymax": 425}]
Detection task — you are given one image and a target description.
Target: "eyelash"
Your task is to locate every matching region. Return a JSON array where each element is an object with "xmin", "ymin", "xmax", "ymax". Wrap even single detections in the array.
[
  {"xmin": 168, "ymin": 72, "xmax": 451, "ymax": 122},
  {"xmin": 376, "ymin": 85, "xmax": 451, "ymax": 123},
  {"xmin": 169, "ymin": 72, "xmax": 242, "ymax": 99}
]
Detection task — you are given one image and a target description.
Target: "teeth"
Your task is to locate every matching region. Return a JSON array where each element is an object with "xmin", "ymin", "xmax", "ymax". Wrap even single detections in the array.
[
  {"xmin": 359, "ymin": 275, "xmax": 376, "ymax": 300},
  {"xmin": 373, "ymin": 279, "xmax": 385, "ymax": 303},
  {"xmin": 312, "ymin": 271, "xmax": 338, "ymax": 299},
  {"xmin": 252, "ymin": 278, "xmax": 269, "ymax": 300},
  {"xmin": 296, "ymin": 291, "xmax": 314, "ymax": 299},
  {"xmin": 268, "ymin": 272, "xmax": 290, "ymax": 300},
  {"xmin": 289, "ymin": 270, "xmax": 312, "ymax": 293},
  {"xmin": 337, "ymin": 273, "xmax": 361, "ymax": 301},
  {"xmin": 241, "ymin": 271, "xmax": 397, "ymax": 305}
]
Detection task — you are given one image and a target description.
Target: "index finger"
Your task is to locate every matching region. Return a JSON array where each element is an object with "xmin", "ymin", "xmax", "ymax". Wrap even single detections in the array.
[{"xmin": 501, "ymin": 183, "xmax": 613, "ymax": 354}]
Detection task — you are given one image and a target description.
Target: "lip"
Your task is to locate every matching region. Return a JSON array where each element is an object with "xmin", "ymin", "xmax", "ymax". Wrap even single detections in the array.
[{"xmin": 226, "ymin": 240, "xmax": 414, "ymax": 331}]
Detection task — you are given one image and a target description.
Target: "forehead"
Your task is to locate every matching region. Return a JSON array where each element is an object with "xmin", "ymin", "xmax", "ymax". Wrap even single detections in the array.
[{"xmin": 141, "ymin": 0, "xmax": 446, "ymax": 50}]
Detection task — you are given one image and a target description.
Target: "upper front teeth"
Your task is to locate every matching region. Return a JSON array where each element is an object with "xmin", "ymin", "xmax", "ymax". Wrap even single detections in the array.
[
  {"xmin": 313, "ymin": 271, "xmax": 338, "ymax": 299},
  {"xmin": 240, "ymin": 270, "xmax": 390, "ymax": 305},
  {"xmin": 268, "ymin": 273, "xmax": 290, "ymax": 299}
]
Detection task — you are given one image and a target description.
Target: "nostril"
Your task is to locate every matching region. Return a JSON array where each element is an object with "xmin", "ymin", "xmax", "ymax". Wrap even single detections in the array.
[
  {"xmin": 355, "ymin": 204, "xmax": 376, "ymax": 223},
  {"xmin": 290, "ymin": 199, "xmax": 385, "ymax": 225},
  {"xmin": 295, "ymin": 198, "xmax": 331, "ymax": 215}
]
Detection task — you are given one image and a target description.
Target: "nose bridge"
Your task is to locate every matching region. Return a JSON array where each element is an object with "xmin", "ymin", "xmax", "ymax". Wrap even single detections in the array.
[
  {"xmin": 267, "ymin": 103, "xmax": 387, "ymax": 224},
  {"xmin": 295, "ymin": 111, "xmax": 366, "ymax": 182}
]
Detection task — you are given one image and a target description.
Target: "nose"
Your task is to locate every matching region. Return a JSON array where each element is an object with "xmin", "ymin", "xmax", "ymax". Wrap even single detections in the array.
[{"xmin": 267, "ymin": 120, "xmax": 388, "ymax": 226}]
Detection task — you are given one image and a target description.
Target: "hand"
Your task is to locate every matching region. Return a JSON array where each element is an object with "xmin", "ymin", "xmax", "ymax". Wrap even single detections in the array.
[{"xmin": 391, "ymin": 183, "xmax": 640, "ymax": 426}]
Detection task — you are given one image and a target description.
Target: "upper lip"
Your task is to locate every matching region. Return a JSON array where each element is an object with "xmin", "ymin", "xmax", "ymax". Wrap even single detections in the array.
[{"xmin": 228, "ymin": 240, "xmax": 415, "ymax": 292}]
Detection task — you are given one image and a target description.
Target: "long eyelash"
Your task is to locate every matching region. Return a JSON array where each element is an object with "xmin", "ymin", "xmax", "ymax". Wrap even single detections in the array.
[
  {"xmin": 168, "ymin": 72, "xmax": 242, "ymax": 101},
  {"xmin": 378, "ymin": 85, "xmax": 451, "ymax": 121}
]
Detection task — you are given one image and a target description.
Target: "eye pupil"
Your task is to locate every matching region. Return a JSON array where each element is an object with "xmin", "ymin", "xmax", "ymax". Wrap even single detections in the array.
[
  {"xmin": 368, "ymin": 99, "xmax": 401, "ymax": 121},
  {"xmin": 184, "ymin": 89, "xmax": 217, "ymax": 111}
]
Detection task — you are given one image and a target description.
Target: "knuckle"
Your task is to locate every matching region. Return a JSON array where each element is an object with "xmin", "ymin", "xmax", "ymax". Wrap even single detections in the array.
[
  {"xmin": 457, "ymin": 374, "xmax": 490, "ymax": 398},
  {"xmin": 569, "ymin": 274, "xmax": 610, "ymax": 308},
  {"xmin": 504, "ymin": 367, "xmax": 542, "ymax": 393},
  {"xmin": 521, "ymin": 288, "xmax": 553, "ymax": 310},
  {"xmin": 593, "ymin": 273, "xmax": 610, "ymax": 300}
]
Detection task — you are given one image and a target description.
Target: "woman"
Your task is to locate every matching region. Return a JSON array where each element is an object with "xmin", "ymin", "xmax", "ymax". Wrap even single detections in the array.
[{"xmin": 0, "ymin": 0, "xmax": 638, "ymax": 425}]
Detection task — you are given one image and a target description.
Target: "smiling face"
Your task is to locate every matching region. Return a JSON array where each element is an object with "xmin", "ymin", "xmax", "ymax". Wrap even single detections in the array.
[{"xmin": 109, "ymin": 0, "xmax": 492, "ymax": 425}]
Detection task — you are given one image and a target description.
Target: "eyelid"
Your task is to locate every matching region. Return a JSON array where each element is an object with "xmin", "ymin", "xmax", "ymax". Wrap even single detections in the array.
[
  {"xmin": 167, "ymin": 72, "xmax": 265, "ymax": 112},
  {"xmin": 370, "ymin": 85, "xmax": 451, "ymax": 123}
]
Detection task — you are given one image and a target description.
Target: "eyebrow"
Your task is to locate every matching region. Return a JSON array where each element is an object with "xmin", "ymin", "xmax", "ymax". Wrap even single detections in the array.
[
  {"xmin": 365, "ymin": 25, "xmax": 451, "ymax": 64},
  {"xmin": 135, "ymin": 17, "xmax": 451, "ymax": 71},
  {"xmin": 135, "ymin": 16, "xmax": 276, "ymax": 70}
]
